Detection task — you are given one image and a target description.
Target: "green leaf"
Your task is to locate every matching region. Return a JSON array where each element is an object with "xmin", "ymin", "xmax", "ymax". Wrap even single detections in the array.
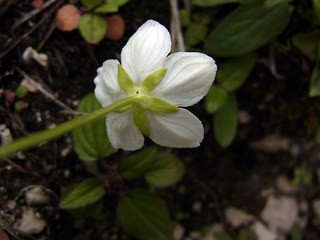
[
  {"xmin": 205, "ymin": 86, "xmax": 228, "ymax": 114},
  {"xmin": 117, "ymin": 190, "xmax": 173, "ymax": 240},
  {"xmin": 81, "ymin": 0, "xmax": 103, "ymax": 8},
  {"xmin": 94, "ymin": 0, "xmax": 129, "ymax": 12},
  {"xmin": 217, "ymin": 53, "xmax": 257, "ymax": 91},
  {"xmin": 214, "ymin": 232, "xmax": 232, "ymax": 240},
  {"xmin": 264, "ymin": 0, "xmax": 286, "ymax": 8},
  {"xmin": 309, "ymin": 61, "xmax": 320, "ymax": 97},
  {"xmin": 192, "ymin": 0, "xmax": 241, "ymax": 7},
  {"xmin": 145, "ymin": 152, "xmax": 185, "ymax": 187},
  {"xmin": 205, "ymin": 0, "xmax": 290, "ymax": 57},
  {"xmin": 313, "ymin": 0, "xmax": 320, "ymax": 23},
  {"xmin": 179, "ymin": 9, "xmax": 191, "ymax": 27},
  {"xmin": 214, "ymin": 95, "xmax": 238, "ymax": 147},
  {"xmin": 79, "ymin": 14, "xmax": 107, "ymax": 44},
  {"xmin": 292, "ymin": 31, "xmax": 320, "ymax": 60},
  {"xmin": 185, "ymin": 23, "xmax": 208, "ymax": 46},
  {"xmin": 72, "ymin": 93, "xmax": 113, "ymax": 161},
  {"xmin": 118, "ymin": 147, "xmax": 157, "ymax": 180},
  {"xmin": 60, "ymin": 178, "xmax": 106, "ymax": 209},
  {"xmin": 141, "ymin": 68, "xmax": 167, "ymax": 94}
]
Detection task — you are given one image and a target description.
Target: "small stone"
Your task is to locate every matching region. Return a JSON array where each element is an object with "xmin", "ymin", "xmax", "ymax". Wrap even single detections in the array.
[
  {"xmin": 25, "ymin": 186, "xmax": 50, "ymax": 205},
  {"xmin": 225, "ymin": 207, "xmax": 254, "ymax": 228},
  {"xmin": 250, "ymin": 134, "xmax": 290, "ymax": 152},
  {"xmin": 312, "ymin": 199, "xmax": 320, "ymax": 219},
  {"xmin": 250, "ymin": 221, "xmax": 277, "ymax": 240},
  {"xmin": 173, "ymin": 223, "xmax": 185, "ymax": 240},
  {"xmin": 261, "ymin": 195, "xmax": 298, "ymax": 233},
  {"xmin": 192, "ymin": 202, "xmax": 202, "ymax": 213},
  {"xmin": 13, "ymin": 207, "xmax": 46, "ymax": 234},
  {"xmin": 275, "ymin": 175, "xmax": 296, "ymax": 193}
]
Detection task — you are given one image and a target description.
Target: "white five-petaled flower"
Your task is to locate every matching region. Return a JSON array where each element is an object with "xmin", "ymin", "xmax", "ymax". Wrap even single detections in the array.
[{"xmin": 94, "ymin": 20, "xmax": 217, "ymax": 151}]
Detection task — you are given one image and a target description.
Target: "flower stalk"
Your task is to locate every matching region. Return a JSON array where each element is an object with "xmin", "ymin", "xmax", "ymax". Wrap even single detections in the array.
[{"xmin": 0, "ymin": 96, "xmax": 135, "ymax": 159}]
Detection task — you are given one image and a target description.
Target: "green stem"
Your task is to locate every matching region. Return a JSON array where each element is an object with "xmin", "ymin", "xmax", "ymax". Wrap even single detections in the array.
[{"xmin": 0, "ymin": 97, "xmax": 135, "ymax": 159}]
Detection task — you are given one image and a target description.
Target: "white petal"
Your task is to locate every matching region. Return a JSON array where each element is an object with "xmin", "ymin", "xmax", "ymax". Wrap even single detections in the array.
[
  {"xmin": 94, "ymin": 59, "xmax": 127, "ymax": 107},
  {"xmin": 147, "ymin": 108, "xmax": 204, "ymax": 148},
  {"xmin": 151, "ymin": 52, "xmax": 217, "ymax": 107},
  {"xmin": 106, "ymin": 110, "xmax": 144, "ymax": 151},
  {"xmin": 121, "ymin": 20, "xmax": 171, "ymax": 86}
]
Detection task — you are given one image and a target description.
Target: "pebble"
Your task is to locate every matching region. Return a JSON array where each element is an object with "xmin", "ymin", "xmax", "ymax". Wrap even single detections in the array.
[
  {"xmin": 261, "ymin": 195, "xmax": 298, "ymax": 233},
  {"xmin": 25, "ymin": 186, "xmax": 50, "ymax": 205},
  {"xmin": 13, "ymin": 207, "xmax": 46, "ymax": 234},
  {"xmin": 275, "ymin": 175, "xmax": 296, "ymax": 194},
  {"xmin": 173, "ymin": 223, "xmax": 185, "ymax": 240},
  {"xmin": 250, "ymin": 221, "xmax": 277, "ymax": 240},
  {"xmin": 225, "ymin": 207, "xmax": 254, "ymax": 228}
]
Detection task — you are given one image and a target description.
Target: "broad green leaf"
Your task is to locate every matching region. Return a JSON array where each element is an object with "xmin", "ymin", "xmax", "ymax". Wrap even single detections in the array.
[
  {"xmin": 94, "ymin": 0, "xmax": 129, "ymax": 12},
  {"xmin": 118, "ymin": 147, "xmax": 157, "ymax": 180},
  {"xmin": 72, "ymin": 94, "xmax": 113, "ymax": 161},
  {"xmin": 192, "ymin": 0, "xmax": 241, "ymax": 7},
  {"xmin": 81, "ymin": 0, "xmax": 103, "ymax": 8},
  {"xmin": 264, "ymin": 0, "xmax": 286, "ymax": 8},
  {"xmin": 79, "ymin": 14, "xmax": 107, "ymax": 44},
  {"xmin": 214, "ymin": 95, "xmax": 238, "ymax": 147},
  {"xmin": 179, "ymin": 9, "xmax": 191, "ymax": 27},
  {"xmin": 214, "ymin": 232, "xmax": 232, "ymax": 240},
  {"xmin": 185, "ymin": 23, "xmax": 208, "ymax": 46},
  {"xmin": 217, "ymin": 53, "xmax": 257, "ymax": 91},
  {"xmin": 60, "ymin": 178, "xmax": 106, "ymax": 209},
  {"xmin": 117, "ymin": 190, "xmax": 173, "ymax": 240},
  {"xmin": 309, "ymin": 61, "xmax": 320, "ymax": 97},
  {"xmin": 205, "ymin": 86, "xmax": 228, "ymax": 114},
  {"xmin": 292, "ymin": 31, "xmax": 320, "ymax": 60},
  {"xmin": 145, "ymin": 152, "xmax": 184, "ymax": 187},
  {"xmin": 205, "ymin": 0, "xmax": 290, "ymax": 57},
  {"xmin": 313, "ymin": 0, "xmax": 320, "ymax": 23}
]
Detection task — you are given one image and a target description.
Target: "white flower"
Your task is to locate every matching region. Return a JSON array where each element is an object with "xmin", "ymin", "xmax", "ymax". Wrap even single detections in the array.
[{"xmin": 94, "ymin": 20, "xmax": 217, "ymax": 151}]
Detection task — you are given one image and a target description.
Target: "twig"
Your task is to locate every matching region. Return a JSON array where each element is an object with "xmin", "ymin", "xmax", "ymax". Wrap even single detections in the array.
[
  {"xmin": 0, "ymin": 216, "xmax": 23, "ymax": 240},
  {"xmin": 12, "ymin": 0, "xmax": 57, "ymax": 29},
  {"xmin": 1, "ymin": 157, "xmax": 33, "ymax": 175},
  {"xmin": 37, "ymin": 21, "xmax": 57, "ymax": 51},
  {"xmin": 15, "ymin": 67, "xmax": 81, "ymax": 115},
  {"xmin": 170, "ymin": 0, "xmax": 185, "ymax": 52},
  {"xmin": 0, "ymin": 0, "xmax": 62, "ymax": 59}
]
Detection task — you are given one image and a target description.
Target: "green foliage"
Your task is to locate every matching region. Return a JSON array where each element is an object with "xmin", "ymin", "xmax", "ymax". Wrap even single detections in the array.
[
  {"xmin": 313, "ymin": 0, "xmax": 320, "ymax": 23},
  {"xmin": 95, "ymin": 0, "xmax": 129, "ymax": 13},
  {"xmin": 217, "ymin": 53, "xmax": 257, "ymax": 92},
  {"xmin": 290, "ymin": 222, "xmax": 302, "ymax": 240},
  {"xmin": 16, "ymin": 86, "xmax": 28, "ymax": 99},
  {"xmin": 192, "ymin": 0, "xmax": 241, "ymax": 7},
  {"xmin": 214, "ymin": 95, "xmax": 238, "ymax": 147},
  {"xmin": 205, "ymin": 0, "xmax": 290, "ymax": 57},
  {"xmin": 214, "ymin": 232, "xmax": 232, "ymax": 240},
  {"xmin": 117, "ymin": 190, "xmax": 173, "ymax": 240},
  {"xmin": 79, "ymin": 14, "xmax": 107, "ymax": 44},
  {"xmin": 309, "ymin": 61, "xmax": 320, "ymax": 97},
  {"xmin": 292, "ymin": 31, "xmax": 320, "ymax": 60},
  {"xmin": 72, "ymin": 94, "xmax": 113, "ymax": 161},
  {"xmin": 205, "ymin": 86, "xmax": 228, "ymax": 114},
  {"xmin": 291, "ymin": 163, "xmax": 312, "ymax": 187},
  {"xmin": 118, "ymin": 147, "xmax": 157, "ymax": 180},
  {"xmin": 179, "ymin": 9, "xmax": 191, "ymax": 27},
  {"xmin": 145, "ymin": 152, "xmax": 185, "ymax": 187},
  {"xmin": 60, "ymin": 178, "xmax": 106, "ymax": 209},
  {"xmin": 185, "ymin": 23, "xmax": 208, "ymax": 46}
]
